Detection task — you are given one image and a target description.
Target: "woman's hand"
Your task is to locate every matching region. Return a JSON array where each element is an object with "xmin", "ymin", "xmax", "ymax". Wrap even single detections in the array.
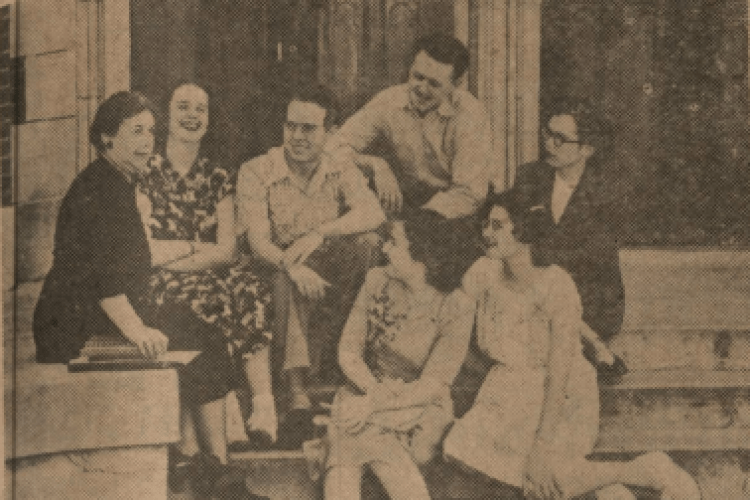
[
  {"xmin": 123, "ymin": 324, "xmax": 169, "ymax": 359},
  {"xmin": 334, "ymin": 393, "xmax": 372, "ymax": 435},
  {"xmin": 523, "ymin": 441, "xmax": 564, "ymax": 500}
]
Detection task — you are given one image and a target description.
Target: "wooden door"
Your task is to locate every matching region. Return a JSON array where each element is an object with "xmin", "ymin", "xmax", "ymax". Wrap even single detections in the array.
[
  {"xmin": 317, "ymin": 0, "xmax": 454, "ymax": 119},
  {"xmin": 131, "ymin": 0, "xmax": 323, "ymax": 170}
]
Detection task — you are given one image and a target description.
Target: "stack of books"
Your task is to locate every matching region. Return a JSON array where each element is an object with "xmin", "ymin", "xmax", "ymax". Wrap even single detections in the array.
[{"xmin": 68, "ymin": 335, "xmax": 199, "ymax": 372}]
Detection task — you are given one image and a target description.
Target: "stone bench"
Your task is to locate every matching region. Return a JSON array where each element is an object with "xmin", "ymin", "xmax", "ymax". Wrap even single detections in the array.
[{"xmin": 5, "ymin": 350, "xmax": 181, "ymax": 499}]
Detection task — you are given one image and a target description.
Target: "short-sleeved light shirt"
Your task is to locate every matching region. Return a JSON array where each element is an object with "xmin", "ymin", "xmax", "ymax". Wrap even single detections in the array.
[
  {"xmin": 236, "ymin": 146, "xmax": 380, "ymax": 248},
  {"xmin": 327, "ymin": 84, "xmax": 493, "ymax": 218}
]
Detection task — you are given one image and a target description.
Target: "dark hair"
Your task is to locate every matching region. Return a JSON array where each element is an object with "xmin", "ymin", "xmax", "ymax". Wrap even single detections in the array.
[
  {"xmin": 479, "ymin": 185, "xmax": 539, "ymax": 245},
  {"xmin": 288, "ymin": 84, "xmax": 341, "ymax": 130},
  {"xmin": 89, "ymin": 91, "xmax": 155, "ymax": 154},
  {"xmin": 542, "ymin": 97, "xmax": 613, "ymax": 155},
  {"xmin": 393, "ymin": 210, "xmax": 482, "ymax": 293},
  {"xmin": 409, "ymin": 33, "xmax": 470, "ymax": 81}
]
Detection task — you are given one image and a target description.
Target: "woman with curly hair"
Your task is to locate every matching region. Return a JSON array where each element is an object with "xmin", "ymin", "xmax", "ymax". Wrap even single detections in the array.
[
  {"xmin": 137, "ymin": 82, "xmax": 275, "ymax": 497},
  {"xmin": 324, "ymin": 211, "xmax": 479, "ymax": 500}
]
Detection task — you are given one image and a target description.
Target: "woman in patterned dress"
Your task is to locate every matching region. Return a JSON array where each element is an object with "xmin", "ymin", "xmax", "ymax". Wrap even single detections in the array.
[
  {"xmin": 444, "ymin": 191, "xmax": 702, "ymax": 500},
  {"xmin": 137, "ymin": 83, "xmax": 275, "ymax": 495},
  {"xmin": 324, "ymin": 212, "xmax": 478, "ymax": 500}
]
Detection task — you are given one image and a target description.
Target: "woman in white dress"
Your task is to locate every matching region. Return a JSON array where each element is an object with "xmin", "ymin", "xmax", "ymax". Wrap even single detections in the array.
[{"xmin": 444, "ymin": 191, "xmax": 701, "ymax": 500}]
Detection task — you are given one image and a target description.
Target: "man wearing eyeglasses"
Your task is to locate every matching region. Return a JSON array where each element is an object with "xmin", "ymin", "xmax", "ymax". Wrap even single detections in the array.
[
  {"xmin": 237, "ymin": 84, "xmax": 385, "ymax": 447},
  {"xmin": 512, "ymin": 98, "xmax": 627, "ymax": 384}
]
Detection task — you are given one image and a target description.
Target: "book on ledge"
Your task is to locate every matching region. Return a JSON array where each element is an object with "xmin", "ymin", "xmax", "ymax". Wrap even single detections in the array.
[{"xmin": 68, "ymin": 335, "xmax": 200, "ymax": 372}]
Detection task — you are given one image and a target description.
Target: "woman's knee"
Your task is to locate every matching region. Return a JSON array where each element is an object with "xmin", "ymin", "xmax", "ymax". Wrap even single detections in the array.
[{"xmin": 324, "ymin": 466, "xmax": 362, "ymax": 500}]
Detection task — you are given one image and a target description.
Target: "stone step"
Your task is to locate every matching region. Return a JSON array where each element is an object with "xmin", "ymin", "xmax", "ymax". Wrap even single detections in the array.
[
  {"xmin": 212, "ymin": 449, "xmax": 750, "ymax": 500},
  {"xmin": 611, "ymin": 328, "xmax": 750, "ymax": 370},
  {"xmin": 598, "ymin": 370, "xmax": 750, "ymax": 433},
  {"xmin": 306, "ymin": 370, "xmax": 750, "ymax": 438}
]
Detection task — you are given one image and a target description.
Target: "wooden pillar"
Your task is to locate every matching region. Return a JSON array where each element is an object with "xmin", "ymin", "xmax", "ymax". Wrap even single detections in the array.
[
  {"xmin": 102, "ymin": 0, "xmax": 130, "ymax": 96},
  {"xmin": 473, "ymin": 0, "xmax": 540, "ymax": 189},
  {"xmin": 454, "ymin": 1, "xmax": 469, "ymax": 91}
]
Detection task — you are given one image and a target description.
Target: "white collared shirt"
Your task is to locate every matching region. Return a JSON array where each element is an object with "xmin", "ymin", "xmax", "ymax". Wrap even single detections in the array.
[
  {"xmin": 327, "ymin": 84, "xmax": 493, "ymax": 218},
  {"xmin": 236, "ymin": 146, "xmax": 379, "ymax": 247},
  {"xmin": 550, "ymin": 174, "xmax": 577, "ymax": 224}
]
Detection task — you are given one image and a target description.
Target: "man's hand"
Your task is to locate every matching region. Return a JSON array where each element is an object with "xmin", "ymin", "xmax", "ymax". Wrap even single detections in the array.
[
  {"xmin": 523, "ymin": 442, "xmax": 564, "ymax": 500},
  {"xmin": 286, "ymin": 264, "xmax": 330, "ymax": 300},
  {"xmin": 123, "ymin": 325, "xmax": 169, "ymax": 359},
  {"xmin": 365, "ymin": 156, "xmax": 402, "ymax": 213},
  {"xmin": 283, "ymin": 230, "xmax": 325, "ymax": 267}
]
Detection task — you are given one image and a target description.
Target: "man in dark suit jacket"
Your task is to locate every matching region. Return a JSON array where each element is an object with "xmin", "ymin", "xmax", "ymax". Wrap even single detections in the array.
[{"xmin": 513, "ymin": 99, "xmax": 626, "ymax": 382}]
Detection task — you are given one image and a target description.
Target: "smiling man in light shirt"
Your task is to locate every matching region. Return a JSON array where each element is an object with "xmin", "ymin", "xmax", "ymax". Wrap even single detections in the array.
[
  {"xmin": 327, "ymin": 33, "xmax": 493, "ymax": 220},
  {"xmin": 236, "ymin": 84, "xmax": 385, "ymax": 447}
]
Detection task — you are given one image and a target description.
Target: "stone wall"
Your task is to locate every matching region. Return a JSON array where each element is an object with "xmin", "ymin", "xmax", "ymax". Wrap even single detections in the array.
[{"xmin": 5, "ymin": 0, "xmax": 129, "ymax": 290}]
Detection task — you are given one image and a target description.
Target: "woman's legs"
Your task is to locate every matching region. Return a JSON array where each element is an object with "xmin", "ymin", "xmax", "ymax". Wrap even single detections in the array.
[
  {"xmin": 325, "ymin": 466, "xmax": 362, "ymax": 500},
  {"xmin": 370, "ymin": 459, "xmax": 431, "ymax": 500},
  {"xmin": 194, "ymin": 396, "xmax": 229, "ymax": 463},
  {"xmin": 595, "ymin": 484, "xmax": 637, "ymax": 500},
  {"xmin": 176, "ymin": 404, "xmax": 201, "ymax": 457},
  {"xmin": 243, "ymin": 345, "xmax": 278, "ymax": 441},
  {"xmin": 555, "ymin": 452, "xmax": 700, "ymax": 500}
]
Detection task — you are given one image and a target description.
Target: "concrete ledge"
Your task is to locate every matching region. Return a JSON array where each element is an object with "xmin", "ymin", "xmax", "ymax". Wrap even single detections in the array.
[
  {"xmin": 5, "ymin": 363, "xmax": 180, "ymax": 459},
  {"xmin": 620, "ymin": 248, "xmax": 750, "ymax": 330}
]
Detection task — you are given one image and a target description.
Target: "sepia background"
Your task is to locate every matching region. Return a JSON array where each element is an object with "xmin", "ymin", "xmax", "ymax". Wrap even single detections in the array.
[{"xmin": 3, "ymin": 1, "xmax": 750, "ymax": 499}]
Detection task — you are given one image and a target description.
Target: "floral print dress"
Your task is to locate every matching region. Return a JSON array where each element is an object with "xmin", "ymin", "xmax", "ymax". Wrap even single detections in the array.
[{"xmin": 139, "ymin": 153, "xmax": 272, "ymax": 352}]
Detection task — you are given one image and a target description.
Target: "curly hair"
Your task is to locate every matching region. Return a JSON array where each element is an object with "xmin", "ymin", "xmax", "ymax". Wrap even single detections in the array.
[{"xmin": 394, "ymin": 210, "xmax": 482, "ymax": 293}]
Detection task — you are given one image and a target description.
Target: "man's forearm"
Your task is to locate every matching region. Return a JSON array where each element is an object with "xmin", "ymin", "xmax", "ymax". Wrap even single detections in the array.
[
  {"xmin": 246, "ymin": 234, "xmax": 286, "ymax": 270},
  {"xmin": 317, "ymin": 207, "xmax": 385, "ymax": 238},
  {"xmin": 422, "ymin": 187, "xmax": 480, "ymax": 219}
]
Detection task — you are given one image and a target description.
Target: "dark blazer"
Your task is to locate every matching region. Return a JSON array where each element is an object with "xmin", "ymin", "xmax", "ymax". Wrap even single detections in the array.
[{"xmin": 513, "ymin": 157, "xmax": 625, "ymax": 340}]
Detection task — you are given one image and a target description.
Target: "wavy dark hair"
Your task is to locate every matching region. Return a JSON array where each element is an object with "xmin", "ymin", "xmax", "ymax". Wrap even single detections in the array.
[
  {"xmin": 89, "ymin": 91, "xmax": 156, "ymax": 154},
  {"xmin": 392, "ymin": 209, "xmax": 482, "ymax": 293},
  {"xmin": 409, "ymin": 33, "xmax": 470, "ymax": 82},
  {"xmin": 479, "ymin": 185, "xmax": 544, "ymax": 245},
  {"xmin": 288, "ymin": 83, "xmax": 341, "ymax": 130}
]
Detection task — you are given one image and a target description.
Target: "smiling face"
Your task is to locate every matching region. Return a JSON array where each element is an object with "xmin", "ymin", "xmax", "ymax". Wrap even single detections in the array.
[
  {"xmin": 482, "ymin": 205, "xmax": 520, "ymax": 260},
  {"xmin": 168, "ymin": 84, "xmax": 209, "ymax": 143},
  {"xmin": 407, "ymin": 50, "xmax": 456, "ymax": 114},
  {"xmin": 103, "ymin": 110, "xmax": 155, "ymax": 176},
  {"xmin": 283, "ymin": 99, "xmax": 329, "ymax": 166}
]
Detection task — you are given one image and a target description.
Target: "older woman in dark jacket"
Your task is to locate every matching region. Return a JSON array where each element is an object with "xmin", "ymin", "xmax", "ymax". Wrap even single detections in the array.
[{"xmin": 32, "ymin": 91, "xmax": 267, "ymax": 500}]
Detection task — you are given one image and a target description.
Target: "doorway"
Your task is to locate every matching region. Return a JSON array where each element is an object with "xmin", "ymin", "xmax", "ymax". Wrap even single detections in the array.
[{"xmin": 130, "ymin": 0, "xmax": 455, "ymax": 171}]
